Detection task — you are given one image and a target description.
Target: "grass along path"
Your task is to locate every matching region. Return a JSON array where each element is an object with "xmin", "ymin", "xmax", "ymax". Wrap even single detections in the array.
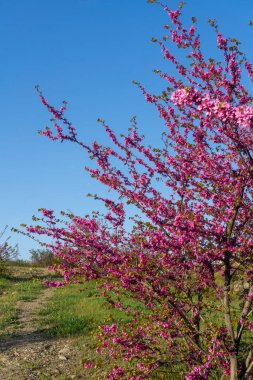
[
  {"xmin": 0, "ymin": 267, "xmax": 86, "ymax": 379},
  {"xmin": 0, "ymin": 267, "xmax": 137, "ymax": 380},
  {"xmin": 0, "ymin": 267, "xmax": 185, "ymax": 379},
  {"xmin": 0, "ymin": 285, "xmax": 54, "ymax": 349}
]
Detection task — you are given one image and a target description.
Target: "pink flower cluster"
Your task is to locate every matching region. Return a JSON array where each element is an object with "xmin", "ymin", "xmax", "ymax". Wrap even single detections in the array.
[{"xmin": 23, "ymin": 3, "xmax": 253, "ymax": 379}]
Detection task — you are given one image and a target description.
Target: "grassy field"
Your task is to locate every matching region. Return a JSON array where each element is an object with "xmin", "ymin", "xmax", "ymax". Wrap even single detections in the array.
[
  {"xmin": 0, "ymin": 268, "xmax": 46, "ymax": 337},
  {"xmin": 0, "ymin": 266, "xmax": 236, "ymax": 379},
  {"xmin": 37, "ymin": 281, "xmax": 132, "ymax": 338},
  {"xmin": 0, "ymin": 266, "xmax": 150, "ymax": 379},
  {"xmin": 0, "ymin": 266, "xmax": 187, "ymax": 379}
]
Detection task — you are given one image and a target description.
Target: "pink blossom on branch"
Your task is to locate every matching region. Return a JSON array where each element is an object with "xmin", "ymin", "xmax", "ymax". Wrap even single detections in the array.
[{"xmin": 21, "ymin": 1, "xmax": 253, "ymax": 379}]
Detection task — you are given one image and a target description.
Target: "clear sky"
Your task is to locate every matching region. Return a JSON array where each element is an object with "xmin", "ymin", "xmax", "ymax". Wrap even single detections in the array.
[{"xmin": 1, "ymin": 0, "xmax": 253, "ymax": 259}]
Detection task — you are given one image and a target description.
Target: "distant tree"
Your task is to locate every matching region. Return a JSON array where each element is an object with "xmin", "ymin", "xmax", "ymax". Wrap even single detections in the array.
[
  {"xmin": 29, "ymin": 248, "xmax": 55, "ymax": 267},
  {"xmin": 0, "ymin": 226, "xmax": 19, "ymax": 262},
  {"xmin": 0, "ymin": 226, "xmax": 19, "ymax": 275}
]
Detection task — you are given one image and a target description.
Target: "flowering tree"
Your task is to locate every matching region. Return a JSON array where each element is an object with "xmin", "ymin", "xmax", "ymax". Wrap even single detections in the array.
[{"xmin": 22, "ymin": 1, "xmax": 253, "ymax": 379}]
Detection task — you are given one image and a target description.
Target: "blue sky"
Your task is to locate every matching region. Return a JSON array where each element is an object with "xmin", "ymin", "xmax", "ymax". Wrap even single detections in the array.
[{"xmin": 1, "ymin": 0, "xmax": 253, "ymax": 259}]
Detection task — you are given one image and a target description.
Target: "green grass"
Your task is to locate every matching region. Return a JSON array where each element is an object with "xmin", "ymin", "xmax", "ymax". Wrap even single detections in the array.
[
  {"xmin": 0, "ymin": 279, "xmax": 43, "ymax": 336},
  {"xmin": 37, "ymin": 281, "xmax": 132, "ymax": 337},
  {"xmin": 0, "ymin": 276, "xmax": 19, "ymax": 332},
  {"xmin": 0, "ymin": 267, "xmax": 55, "ymax": 337},
  {"xmin": 1, "ymin": 267, "xmax": 249, "ymax": 379},
  {"xmin": 35, "ymin": 281, "xmax": 152, "ymax": 379},
  {"xmin": 36, "ymin": 282, "xmax": 204, "ymax": 380}
]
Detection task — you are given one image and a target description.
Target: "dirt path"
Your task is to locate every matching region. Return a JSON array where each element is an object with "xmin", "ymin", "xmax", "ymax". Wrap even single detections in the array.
[
  {"xmin": 0, "ymin": 287, "xmax": 54, "ymax": 350},
  {"xmin": 0, "ymin": 279, "xmax": 85, "ymax": 380}
]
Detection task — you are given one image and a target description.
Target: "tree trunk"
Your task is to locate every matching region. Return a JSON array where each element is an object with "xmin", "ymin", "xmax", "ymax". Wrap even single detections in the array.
[{"xmin": 230, "ymin": 355, "xmax": 238, "ymax": 380}]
